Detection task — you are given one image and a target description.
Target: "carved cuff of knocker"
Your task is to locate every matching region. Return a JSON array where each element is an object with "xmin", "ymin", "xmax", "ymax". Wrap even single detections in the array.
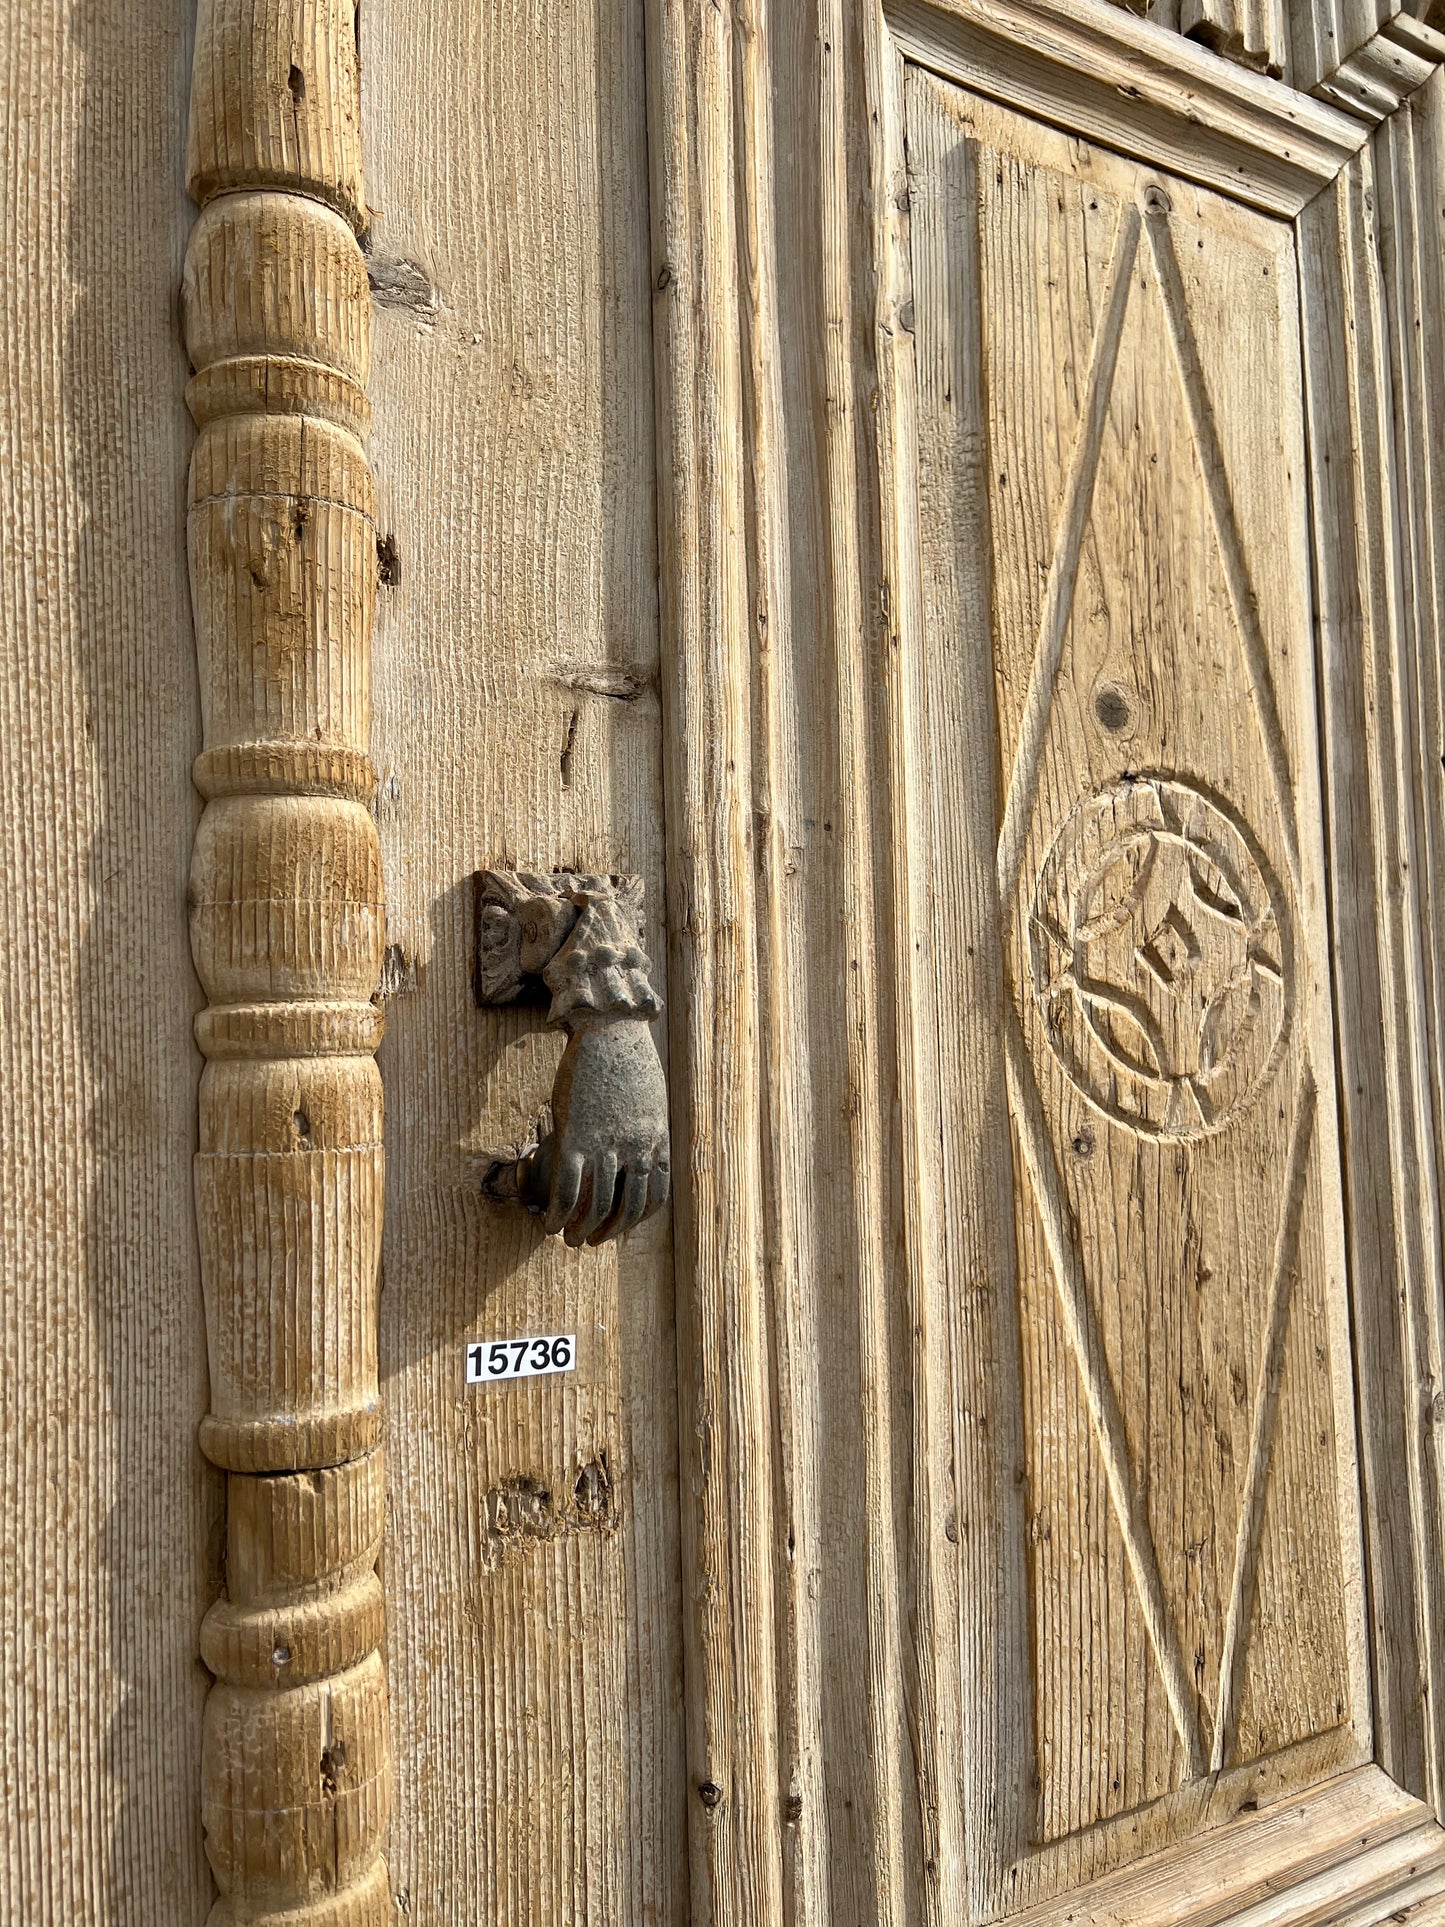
[{"xmin": 475, "ymin": 870, "xmax": 670, "ymax": 1247}]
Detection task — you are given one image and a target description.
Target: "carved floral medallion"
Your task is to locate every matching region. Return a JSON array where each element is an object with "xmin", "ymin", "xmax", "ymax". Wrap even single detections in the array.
[{"xmin": 1028, "ymin": 776, "xmax": 1292, "ymax": 1140}]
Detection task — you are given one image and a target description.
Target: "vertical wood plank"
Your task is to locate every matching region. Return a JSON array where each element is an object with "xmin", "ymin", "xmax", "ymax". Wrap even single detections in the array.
[
  {"xmin": 0, "ymin": 2, "xmax": 215, "ymax": 1917},
  {"xmin": 901, "ymin": 79, "xmax": 1043, "ymax": 1887},
  {"xmin": 1299, "ymin": 71, "xmax": 1445, "ymax": 1812},
  {"xmin": 645, "ymin": 2, "xmax": 785, "ymax": 1920},
  {"xmin": 358, "ymin": 0, "xmax": 688, "ymax": 1920}
]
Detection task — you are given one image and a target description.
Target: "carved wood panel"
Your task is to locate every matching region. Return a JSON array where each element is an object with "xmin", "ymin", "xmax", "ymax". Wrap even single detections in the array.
[
  {"xmin": 1102, "ymin": 0, "xmax": 1428, "ymax": 89},
  {"xmin": 903, "ymin": 68, "xmax": 1368, "ymax": 1909}
]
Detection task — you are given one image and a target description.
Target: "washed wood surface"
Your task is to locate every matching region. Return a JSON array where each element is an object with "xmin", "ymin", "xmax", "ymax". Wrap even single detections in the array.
[
  {"xmin": 904, "ymin": 69, "xmax": 1366, "ymax": 1908},
  {"xmin": 183, "ymin": 0, "xmax": 391, "ymax": 1919},
  {"xmin": 886, "ymin": 0, "xmax": 1368, "ymax": 218},
  {"xmin": 1299, "ymin": 66, "xmax": 1445, "ymax": 1813},
  {"xmin": 6, "ymin": 1, "xmax": 1445, "ymax": 1923},
  {"xmin": 0, "ymin": 2, "xmax": 214, "ymax": 1920},
  {"xmin": 361, "ymin": 2, "xmax": 686, "ymax": 1922},
  {"xmin": 1102, "ymin": 0, "xmax": 1441, "ymax": 88}
]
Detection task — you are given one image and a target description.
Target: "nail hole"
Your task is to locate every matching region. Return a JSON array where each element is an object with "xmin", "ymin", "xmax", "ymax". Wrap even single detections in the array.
[
  {"xmin": 377, "ymin": 532, "xmax": 401, "ymax": 586},
  {"xmin": 1072, "ymin": 1131, "xmax": 1095, "ymax": 1160},
  {"xmin": 698, "ymin": 1781, "xmax": 724, "ymax": 1810},
  {"xmin": 293, "ymin": 1110, "xmax": 311, "ymax": 1138},
  {"xmin": 273, "ymin": 1644, "xmax": 292, "ymax": 1667}
]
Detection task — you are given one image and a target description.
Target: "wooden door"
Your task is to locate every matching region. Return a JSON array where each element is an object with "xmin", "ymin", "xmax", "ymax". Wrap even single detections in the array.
[
  {"xmin": 864, "ymin": 8, "xmax": 1445, "ymax": 1923},
  {"xmin": 645, "ymin": 2, "xmax": 1445, "ymax": 1923},
  {"xmin": 7, "ymin": 3, "xmax": 1445, "ymax": 1924}
]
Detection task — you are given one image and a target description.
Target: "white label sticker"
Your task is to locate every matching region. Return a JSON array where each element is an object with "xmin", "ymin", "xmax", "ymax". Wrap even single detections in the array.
[{"xmin": 466, "ymin": 1335, "xmax": 576, "ymax": 1385}]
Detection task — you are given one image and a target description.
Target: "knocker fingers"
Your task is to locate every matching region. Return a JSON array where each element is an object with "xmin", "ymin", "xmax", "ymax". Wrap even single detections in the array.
[
  {"xmin": 567, "ymin": 1151, "xmax": 620, "ymax": 1248},
  {"xmin": 544, "ymin": 1148, "xmax": 586, "ymax": 1238},
  {"xmin": 609, "ymin": 1169, "xmax": 653, "ymax": 1242}
]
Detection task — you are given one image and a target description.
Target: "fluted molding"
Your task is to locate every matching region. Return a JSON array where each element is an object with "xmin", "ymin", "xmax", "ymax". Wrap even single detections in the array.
[{"xmin": 183, "ymin": 2, "xmax": 391, "ymax": 1920}]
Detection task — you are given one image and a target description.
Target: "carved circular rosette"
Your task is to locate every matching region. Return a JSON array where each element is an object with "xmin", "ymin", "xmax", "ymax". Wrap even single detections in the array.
[{"xmin": 1027, "ymin": 776, "xmax": 1294, "ymax": 1142}]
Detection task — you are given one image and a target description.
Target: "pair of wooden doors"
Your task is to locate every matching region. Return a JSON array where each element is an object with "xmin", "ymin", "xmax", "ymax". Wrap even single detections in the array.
[{"xmin": 366, "ymin": 3, "xmax": 1445, "ymax": 1921}]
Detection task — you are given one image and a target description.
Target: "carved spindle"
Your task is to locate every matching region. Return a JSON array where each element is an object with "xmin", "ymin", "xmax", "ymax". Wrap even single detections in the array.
[{"xmin": 183, "ymin": 3, "xmax": 391, "ymax": 1920}]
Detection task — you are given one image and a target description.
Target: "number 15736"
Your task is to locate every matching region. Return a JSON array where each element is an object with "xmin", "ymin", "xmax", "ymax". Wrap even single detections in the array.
[{"xmin": 466, "ymin": 1335, "xmax": 576, "ymax": 1384}]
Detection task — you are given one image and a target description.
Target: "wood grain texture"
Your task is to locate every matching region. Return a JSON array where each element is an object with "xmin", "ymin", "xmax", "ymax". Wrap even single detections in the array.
[
  {"xmin": 1289, "ymin": 0, "xmax": 1411, "ymax": 91},
  {"xmin": 361, "ymin": 2, "xmax": 687, "ymax": 1922},
  {"xmin": 739, "ymin": 5, "xmax": 967, "ymax": 1922},
  {"xmin": 1104, "ymin": 0, "xmax": 1400, "ymax": 87},
  {"xmin": 902, "ymin": 67, "xmax": 1369, "ymax": 1914},
  {"xmin": 1310, "ymin": 12, "xmax": 1445, "ymax": 121},
  {"xmin": 183, "ymin": 3, "xmax": 391, "ymax": 1920},
  {"xmin": 886, "ymin": 0, "xmax": 1367, "ymax": 216},
  {"xmin": 1099, "ymin": 0, "xmax": 1288, "ymax": 76},
  {"xmin": 0, "ymin": 2, "xmax": 215, "ymax": 1919},
  {"xmin": 1299, "ymin": 66, "xmax": 1445, "ymax": 1815},
  {"xmin": 645, "ymin": 3, "xmax": 784, "ymax": 1922},
  {"xmin": 1004, "ymin": 1766, "xmax": 1445, "ymax": 1927}
]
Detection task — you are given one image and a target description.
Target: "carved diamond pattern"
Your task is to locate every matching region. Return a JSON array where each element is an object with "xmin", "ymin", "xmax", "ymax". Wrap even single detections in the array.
[{"xmin": 997, "ymin": 185, "xmax": 1311, "ymax": 1783}]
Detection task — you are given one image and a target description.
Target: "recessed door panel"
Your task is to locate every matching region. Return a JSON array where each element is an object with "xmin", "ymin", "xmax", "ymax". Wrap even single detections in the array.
[{"xmin": 904, "ymin": 65, "xmax": 1367, "ymax": 1912}]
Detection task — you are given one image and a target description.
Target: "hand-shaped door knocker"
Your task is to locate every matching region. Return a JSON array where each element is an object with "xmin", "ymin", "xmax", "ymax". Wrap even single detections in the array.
[{"xmin": 474, "ymin": 870, "xmax": 670, "ymax": 1247}]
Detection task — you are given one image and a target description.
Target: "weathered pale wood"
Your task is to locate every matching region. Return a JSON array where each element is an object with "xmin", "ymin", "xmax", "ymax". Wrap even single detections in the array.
[
  {"xmin": 900, "ymin": 48, "xmax": 1033, "ymax": 1917},
  {"xmin": 887, "ymin": 0, "xmax": 1367, "ymax": 217},
  {"xmin": 643, "ymin": 2, "xmax": 785, "ymax": 1922},
  {"xmin": 1310, "ymin": 12, "xmax": 1445, "ymax": 119},
  {"xmin": 1179, "ymin": 0, "xmax": 1288, "ymax": 75},
  {"xmin": 359, "ymin": 1, "xmax": 687, "ymax": 1922},
  {"xmin": 1288, "ymin": 0, "xmax": 1405, "ymax": 91},
  {"xmin": 901, "ymin": 67, "xmax": 1369, "ymax": 1914},
  {"xmin": 1299, "ymin": 66, "xmax": 1445, "ymax": 1814},
  {"xmin": 184, "ymin": 1, "xmax": 391, "ymax": 1919},
  {"xmin": 738, "ymin": 5, "xmax": 971, "ymax": 1921},
  {"xmin": 863, "ymin": 18, "xmax": 979, "ymax": 1927},
  {"xmin": 1006, "ymin": 1766, "xmax": 1445, "ymax": 1927},
  {"xmin": 1102, "ymin": 0, "xmax": 1406, "ymax": 87},
  {"xmin": 733, "ymin": 3, "xmax": 832, "ymax": 1920},
  {"xmin": 0, "ymin": 1, "xmax": 216, "ymax": 1917}
]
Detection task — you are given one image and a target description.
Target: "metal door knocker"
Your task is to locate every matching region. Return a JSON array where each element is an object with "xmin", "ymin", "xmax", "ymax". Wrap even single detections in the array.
[{"xmin": 474, "ymin": 870, "xmax": 670, "ymax": 1247}]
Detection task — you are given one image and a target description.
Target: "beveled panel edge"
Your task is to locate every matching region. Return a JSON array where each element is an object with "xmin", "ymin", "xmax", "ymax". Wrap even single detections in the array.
[{"xmin": 885, "ymin": 0, "xmax": 1369, "ymax": 215}]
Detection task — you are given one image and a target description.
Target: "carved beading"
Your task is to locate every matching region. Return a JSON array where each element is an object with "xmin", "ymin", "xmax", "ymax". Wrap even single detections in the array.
[{"xmin": 183, "ymin": 3, "xmax": 391, "ymax": 1920}]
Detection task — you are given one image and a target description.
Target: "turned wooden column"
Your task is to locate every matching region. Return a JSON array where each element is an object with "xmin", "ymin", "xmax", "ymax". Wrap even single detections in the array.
[{"xmin": 182, "ymin": 2, "xmax": 391, "ymax": 1920}]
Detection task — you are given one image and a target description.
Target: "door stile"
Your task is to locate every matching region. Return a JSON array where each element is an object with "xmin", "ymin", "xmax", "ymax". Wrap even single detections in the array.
[
  {"xmin": 644, "ymin": 3, "xmax": 787, "ymax": 1924},
  {"xmin": 862, "ymin": 14, "xmax": 984, "ymax": 1927},
  {"xmin": 887, "ymin": 48, "xmax": 1036, "ymax": 1920},
  {"xmin": 735, "ymin": 0, "xmax": 834, "ymax": 1918},
  {"xmin": 1297, "ymin": 70, "xmax": 1445, "ymax": 1815}
]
